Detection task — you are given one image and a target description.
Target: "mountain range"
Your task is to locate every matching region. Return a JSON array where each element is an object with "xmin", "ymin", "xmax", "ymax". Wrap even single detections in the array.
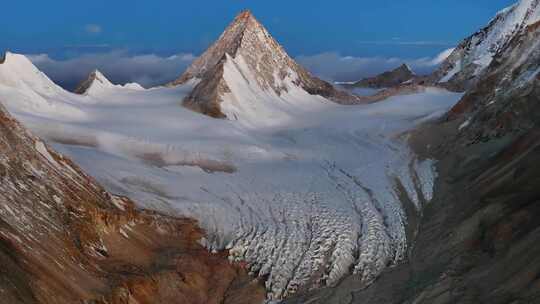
[
  {"xmin": 168, "ymin": 10, "xmax": 361, "ymax": 119},
  {"xmin": 0, "ymin": 1, "xmax": 539, "ymax": 303}
]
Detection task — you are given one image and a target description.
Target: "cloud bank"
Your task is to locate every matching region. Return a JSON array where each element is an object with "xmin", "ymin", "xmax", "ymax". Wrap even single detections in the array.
[
  {"xmin": 28, "ymin": 51, "xmax": 196, "ymax": 90},
  {"xmin": 296, "ymin": 48, "xmax": 454, "ymax": 83},
  {"xmin": 26, "ymin": 48, "xmax": 453, "ymax": 91}
]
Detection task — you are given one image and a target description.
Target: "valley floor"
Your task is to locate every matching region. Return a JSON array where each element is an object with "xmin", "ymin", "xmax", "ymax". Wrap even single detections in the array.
[{"xmin": 0, "ymin": 53, "xmax": 463, "ymax": 300}]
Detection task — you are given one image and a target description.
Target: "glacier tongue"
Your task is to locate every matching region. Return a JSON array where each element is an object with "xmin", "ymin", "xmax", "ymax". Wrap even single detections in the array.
[{"xmin": 0, "ymin": 53, "xmax": 462, "ymax": 300}]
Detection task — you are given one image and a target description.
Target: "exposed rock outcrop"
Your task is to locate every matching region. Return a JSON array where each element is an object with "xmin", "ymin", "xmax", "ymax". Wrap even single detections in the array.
[
  {"xmin": 169, "ymin": 10, "xmax": 362, "ymax": 118},
  {"xmin": 0, "ymin": 102, "xmax": 265, "ymax": 303},
  {"xmin": 348, "ymin": 64, "xmax": 415, "ymax": 89}
]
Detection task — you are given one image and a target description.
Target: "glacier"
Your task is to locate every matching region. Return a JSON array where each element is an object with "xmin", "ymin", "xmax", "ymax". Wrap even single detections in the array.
[{"xmin": 0, "ymin": 52, "xmax": 463, "ymax": 300}]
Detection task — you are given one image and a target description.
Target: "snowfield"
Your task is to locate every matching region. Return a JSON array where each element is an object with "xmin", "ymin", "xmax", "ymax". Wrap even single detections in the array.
[{"xmin": 0, "ymin": 52, "xmax": 462, "ymax": 300}]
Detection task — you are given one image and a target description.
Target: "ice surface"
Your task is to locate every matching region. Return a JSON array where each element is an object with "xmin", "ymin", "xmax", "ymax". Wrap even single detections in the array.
[{"xmin": 0, "ymin": 53, "xmax": 463, "ymax": 299}]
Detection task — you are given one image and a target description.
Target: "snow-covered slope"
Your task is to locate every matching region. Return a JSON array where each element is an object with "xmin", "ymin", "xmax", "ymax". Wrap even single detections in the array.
[
  {"xmin": 0, "ymin": 52, "xmax": 463, "ymax": 300},
  {"xmin": 171, "ymin": 10, "xmax": 361, "ymax": 119},
  {"xmin": 433, "ymin": 0, "xmax": 540, "ymax": 90},
  {"xmin": 75, "ymin": 69, "xmax": 145, "ymax": 95}
]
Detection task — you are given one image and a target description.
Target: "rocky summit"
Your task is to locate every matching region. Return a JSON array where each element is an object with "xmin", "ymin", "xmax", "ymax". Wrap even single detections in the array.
[
  {"xmin": 284, "ymin": 2, "xmax": 540, "ymax": 303},
  {"xmin": 74, "ymin": 69, "xmax": 113, "ymax": 94},
  {"xmin": 170, "ymin": 10, "xmax": 361, "ymax": 118}
]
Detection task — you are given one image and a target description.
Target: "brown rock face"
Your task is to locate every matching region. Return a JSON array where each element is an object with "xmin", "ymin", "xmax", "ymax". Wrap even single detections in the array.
[
  {"xmin": 170, "ymin": 10, "xmax": 361, "ymax": 118},
  {"xmin": 349, "ymin": 64, "xmax": 415, "ymax": 89},
  {"xmin": 0, "ymin": 103, "xmax": 265, "ymax": 303}
]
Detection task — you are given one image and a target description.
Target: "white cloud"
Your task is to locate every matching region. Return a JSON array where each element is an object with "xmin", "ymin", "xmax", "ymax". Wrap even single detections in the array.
[
  {"xmin": 295, "ymin": 48, "xmax": 455, "ymax": 82},
  {"xmin": 84, "ymin": 24, "xmax": 102, "ymax": 34},
  {"xmin": 27, "ymin": 51, "xmax": 196, "ymax": 90},
  {"xmin": 25, "ymin": 47, "xmax": 455, "ymax": 91}
]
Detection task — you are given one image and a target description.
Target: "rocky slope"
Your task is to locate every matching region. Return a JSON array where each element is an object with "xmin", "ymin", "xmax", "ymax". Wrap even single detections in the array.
[
  {"xmin": 431, "ymin": 0, "xmax": 540, "ymax": 91},
  {"xmin": 0, "ymin": 101, "xmax": 265, "ymax": 303},
  {"xmin": 348, "ymin": 64, "xmax": 415, "ymax": 89},
  {"xmin": 284, "ymin": 7, "xmax": 540, "ymax": 304},
  {"xmin": 169, "ymin": 10, "xmax": 362, "ymax": 118}
]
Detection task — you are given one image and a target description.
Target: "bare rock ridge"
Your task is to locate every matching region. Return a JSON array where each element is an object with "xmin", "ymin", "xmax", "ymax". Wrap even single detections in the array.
[
  {"xmin": 74, "ymin": 69, "xmax": 113, "ymax": 94},
  {"xmin": 0, "ymin": 101, "xmax": 265, "ymax": 303},
  {"xmin": 170, "ymin": 10, "xmax": 361, "ymax": 118},
  {"xmin": 349, "ymin": 64, "xmax": 415, "ymax": 89}
]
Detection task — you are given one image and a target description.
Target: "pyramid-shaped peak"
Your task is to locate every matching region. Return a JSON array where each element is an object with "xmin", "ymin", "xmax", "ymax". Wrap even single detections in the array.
[
  {"xmin": 397, "ymin": 64, "xmax": 414, "ymax": 74},
  {"xmin": 90, "ymin": 69, "xmax": 112, "ymax": 85},
  {"xmin": 74, "ymin": 69, "xmax": 113, "ymax": 94},
  {"xmin": 171, "ymin": 10, "xmax": 360, "ymax": 117},
  {"xmin": 169, "ymin": 9, "xmax": 279, "ymax": 86},
  {"xmin": 230, "ymin": 9, "xmax": 262, "ymax": 29}
]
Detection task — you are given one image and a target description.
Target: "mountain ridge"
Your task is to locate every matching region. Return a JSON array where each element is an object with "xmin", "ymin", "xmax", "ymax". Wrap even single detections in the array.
[
  {"xmin": 430, "ymin": 0, "xmax": 540, "ymax": 90},
  {"xmin": 0, "ymin": 101, "xmax": 265, "ymax": 303},
  {"xmin": 170, "ymin": 10, "xmax": 362, "ymax": 118},
  {"xmin": 348, "ymin": 63, "xmax": 415, "ymax": 89},
  {"xmin": 284, "ymin": 2, "xmax": 540, "ymax": 303}
]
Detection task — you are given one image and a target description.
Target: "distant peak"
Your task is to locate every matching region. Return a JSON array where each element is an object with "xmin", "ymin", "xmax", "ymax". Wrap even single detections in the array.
[
  {"xmin": 74, "ymin": 69, "xmax": 113, "ymax": 94},
  {"xmin": 230, "ymin": 9, "xmax": 263, "ymax": 31},
  {"xmin": 90, "ymin": 69, "xmax": 112, "ymax": 85}
]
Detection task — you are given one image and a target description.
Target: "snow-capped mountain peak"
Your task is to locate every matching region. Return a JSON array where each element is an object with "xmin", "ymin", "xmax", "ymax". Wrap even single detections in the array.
[
  {"xmin": 171, "ymin": 10, "xmax": 360, "ymax": 120},
  {"xmin": 0, "ymin": 51, "xmax": 63, "ymax": 95},
  {"xmin": 74, "ymin": 69, "xmax": 114, "ymax": 94},
  {"xmin": 433, "ymin": 0, "xmax": 540, "ymax": 90},
  {"xmin": 75, "ymin": 69, "xmax": 145, "ymax": 95},
  {"xmin": 169, "ymin": 9, "xmax": 279, "ymax": 85}
]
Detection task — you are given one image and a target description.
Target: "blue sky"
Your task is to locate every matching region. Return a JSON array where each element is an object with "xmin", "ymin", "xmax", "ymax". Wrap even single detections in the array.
[{"xmin": 0, "ymin": 0, "xmax": 516, "ymax": 87}]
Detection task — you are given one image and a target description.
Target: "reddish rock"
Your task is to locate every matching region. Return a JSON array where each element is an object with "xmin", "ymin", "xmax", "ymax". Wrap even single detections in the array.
[{"xmin": 0, "ymin": 103, "xmax": 265, "ymax": 303}]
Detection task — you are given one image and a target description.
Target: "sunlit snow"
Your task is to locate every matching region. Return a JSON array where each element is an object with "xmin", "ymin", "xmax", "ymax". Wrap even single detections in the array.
[{"xmin": 0, "ymin": 52, "xmax": 462, "ymax": 299}]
